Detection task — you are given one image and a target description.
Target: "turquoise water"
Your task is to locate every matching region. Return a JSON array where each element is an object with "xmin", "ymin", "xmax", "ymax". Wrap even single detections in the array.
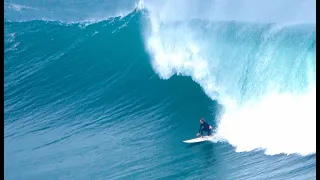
[{"xmin": 4, "ymin": 0, "xmax": 316, "ymax": 179}]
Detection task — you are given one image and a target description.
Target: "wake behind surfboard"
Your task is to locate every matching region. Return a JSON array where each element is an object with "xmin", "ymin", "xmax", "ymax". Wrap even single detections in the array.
[{"xmin": 183, "ymin": 135, "xmax": 214, "ymax": 143}]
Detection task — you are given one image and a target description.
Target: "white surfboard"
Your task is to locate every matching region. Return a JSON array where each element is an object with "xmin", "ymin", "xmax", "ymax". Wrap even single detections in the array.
[{"xmin": 183, "ymin": 135, "xmax": 214, "ymax": 143}]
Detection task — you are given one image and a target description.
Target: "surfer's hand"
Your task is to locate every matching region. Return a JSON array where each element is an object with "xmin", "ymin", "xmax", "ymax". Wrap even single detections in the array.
[{"xmin": 196, "ymin": 133, "xmax": 200, "ymax": 136}]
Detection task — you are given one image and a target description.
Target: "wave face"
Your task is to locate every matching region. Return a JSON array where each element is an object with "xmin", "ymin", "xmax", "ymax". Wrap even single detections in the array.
[{"xmin": 4, "ymin": 0, "xmax": 316, "ymax": 179}]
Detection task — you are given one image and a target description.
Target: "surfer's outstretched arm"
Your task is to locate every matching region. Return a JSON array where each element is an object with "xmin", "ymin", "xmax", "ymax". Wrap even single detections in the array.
[{"xmin": 197, "ymin": 124, "xmax": 203, "ymax": 136}]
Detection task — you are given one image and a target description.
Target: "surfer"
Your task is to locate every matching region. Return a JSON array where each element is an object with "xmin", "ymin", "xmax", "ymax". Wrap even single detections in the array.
[{"xmin": 196, "ymin": 118, "xmax": 213, "ymax": 138}]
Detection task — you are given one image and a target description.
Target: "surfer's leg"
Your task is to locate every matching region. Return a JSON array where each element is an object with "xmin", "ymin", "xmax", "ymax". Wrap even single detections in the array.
[
  {"xmin": 200, "ymin": 129, "xmax": 205, "ymax": 136},
  {"xmin": 201, "ymin": 129, "xmax": 209, "ymax": 136},
  {"xmin": 207, "ymin": 130, "xmax": 212, "ymax": 136}
]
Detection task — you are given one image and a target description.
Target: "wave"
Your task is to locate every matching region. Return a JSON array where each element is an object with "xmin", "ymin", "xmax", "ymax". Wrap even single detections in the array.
[{"xmin": 4, "ymin": 0, "xmax": 316, "ymax": 156}]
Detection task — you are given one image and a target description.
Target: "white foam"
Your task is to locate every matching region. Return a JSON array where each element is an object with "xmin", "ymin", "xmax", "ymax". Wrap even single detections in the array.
[
  {"xmin": 144, "ymin": 0, "xmax": 316, "ymax": 156},
  {"xmin": 147, "ymin": 32, "xmax": 220, "ymax": 100},
  {"xmin": 216, "ymin": 87, "xmax": 316, "ymax": 155}
]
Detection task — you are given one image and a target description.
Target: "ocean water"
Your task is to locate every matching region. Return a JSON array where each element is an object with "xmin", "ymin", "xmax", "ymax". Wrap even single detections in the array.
[{"xmin": 4, "ymin": 0, "xmax": 316, "ymax": 179}]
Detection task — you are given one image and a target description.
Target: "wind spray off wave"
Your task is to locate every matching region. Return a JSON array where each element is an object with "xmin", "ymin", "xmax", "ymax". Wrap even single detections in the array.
[{"xmin": 143, "ymin": 0, "xmax": 316, "ymax": 155}]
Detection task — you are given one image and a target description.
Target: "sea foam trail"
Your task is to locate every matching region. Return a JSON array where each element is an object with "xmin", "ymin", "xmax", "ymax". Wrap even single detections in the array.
[{"xmin": 142, "ymin": 0, "xmax": 316, "ymax": 155}]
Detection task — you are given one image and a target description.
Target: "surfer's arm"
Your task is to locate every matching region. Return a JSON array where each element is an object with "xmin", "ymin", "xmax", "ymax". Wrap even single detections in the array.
[{"xmin": 198, "ymin": 124, "xmax": 203, "ymax": 133}]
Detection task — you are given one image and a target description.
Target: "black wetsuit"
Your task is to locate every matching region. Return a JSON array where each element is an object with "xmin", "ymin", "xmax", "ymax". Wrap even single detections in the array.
[{"xmin": 199, "ymin": 122, "xmax": 212, "ymax": 136}]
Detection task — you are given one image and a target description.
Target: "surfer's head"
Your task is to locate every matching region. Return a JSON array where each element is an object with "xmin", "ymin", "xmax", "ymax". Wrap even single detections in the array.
[{"xmin": 200, "ymin": 118, "xmax": 205, "ymax": 123}]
